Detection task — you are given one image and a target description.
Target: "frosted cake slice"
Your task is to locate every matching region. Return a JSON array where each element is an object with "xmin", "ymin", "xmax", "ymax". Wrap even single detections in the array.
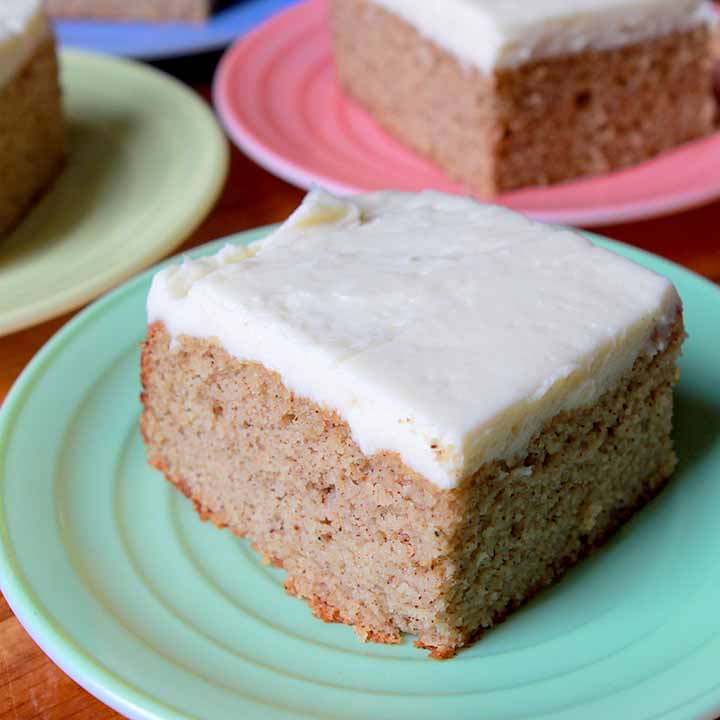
[
  {"xmin": 0, "ymin": 0, "xmax": 65, "ymax": 235},
  {"xmin": 140, "ymin": 189, "xmax": 684, "ymax": 657},
  {"xmin": 329, "ymin": 0, "xmax": 717, "ymax": 193}
]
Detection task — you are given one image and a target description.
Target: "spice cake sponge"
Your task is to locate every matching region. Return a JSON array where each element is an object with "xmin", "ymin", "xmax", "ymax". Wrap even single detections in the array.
[
  {"xmin": 140, "ymin": 189, "xmax": 684, "ymax": 657},
  {"xmin": 0, "ymin": 1, "xmax": 65, "ymax": 236},
  {"xmin": 328, "ymin": 0, "xmax": 717, "ymax": 194},
  {"xmin": 46, "ymin": 0, "xmax": 223, "ymax": 22}
]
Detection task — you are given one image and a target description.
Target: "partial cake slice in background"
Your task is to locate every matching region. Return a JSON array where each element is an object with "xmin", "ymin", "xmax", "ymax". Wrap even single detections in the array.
[
  {"xmin": 0, "ymin": 0, "xmax": 65, "ymax": 236},
  {"xmin": 45, "ymin": 0, "xmax": 223, "ymax": 23},
  {"xmin": 140, "ymin": 189, "xmax": 685, "ymax": 658},
  {"xmin": 329, "ymin": 0, "xmax": 717, "ymax": 194}
]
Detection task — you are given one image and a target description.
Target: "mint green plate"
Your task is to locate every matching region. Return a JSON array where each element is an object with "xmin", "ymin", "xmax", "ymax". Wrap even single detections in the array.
[
  {"xmin": 0, "ymin": 50, "xmax": 227, "ymax": 337},
  {"xmin": 1, "ymin": 229, "xmax": 720, "ymax": 720}
]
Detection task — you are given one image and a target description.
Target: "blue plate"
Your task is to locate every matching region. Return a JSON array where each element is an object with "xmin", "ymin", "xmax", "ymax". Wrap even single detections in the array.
[{"xmin": 53, "ymin": 0, "xmax": 300, "ymax": 59}]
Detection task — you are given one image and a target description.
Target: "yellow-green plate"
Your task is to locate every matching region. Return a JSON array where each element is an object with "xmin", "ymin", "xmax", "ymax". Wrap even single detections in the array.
[
  {"xmin": 0, "ymin": 50, "xmax": 227, "ymax": 336},
  {"xmin": 1, "ymin": 230, "xmax": 720, "ymax": 719}
]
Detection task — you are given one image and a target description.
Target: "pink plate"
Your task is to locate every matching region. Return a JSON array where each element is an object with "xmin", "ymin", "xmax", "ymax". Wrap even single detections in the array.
[{"xmin": 214, "ymin": 0, "xmax": 720, "ymax": 226}]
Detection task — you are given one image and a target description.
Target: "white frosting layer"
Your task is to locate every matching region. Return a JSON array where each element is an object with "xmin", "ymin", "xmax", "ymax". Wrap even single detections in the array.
[
  {"xmin": 369, "ymin": 0, "xmax": 715, "ymax": 72},
  {"xmin": 0, "ymin": 0, "xmax": 49, "ymax": 89},
  {"xmin": 148, "ymin": 190, "xmax": 681, "ymax": 490}
]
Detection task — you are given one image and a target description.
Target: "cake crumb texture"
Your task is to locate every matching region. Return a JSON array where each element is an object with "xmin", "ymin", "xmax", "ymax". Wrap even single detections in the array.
[
  {"xmin": 141, "ymin": 317, "xmax": 683, "ymax": 658},
  {"xmin": 45, "ymin": 0, "xmax": 218, "ymax": 22},
  {"xmin": 0, "ymin": 38, "xmax": 65, "ymax": 236},
  {"xmin": 329, "ymin": 0, "xmax": 716, "ymax": 193}
]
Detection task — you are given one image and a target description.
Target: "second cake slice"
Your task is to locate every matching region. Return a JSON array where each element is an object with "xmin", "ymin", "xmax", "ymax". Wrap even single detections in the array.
[{"xmin": 329, "ymin": 0, "xmax": 717, "ymax": 193}]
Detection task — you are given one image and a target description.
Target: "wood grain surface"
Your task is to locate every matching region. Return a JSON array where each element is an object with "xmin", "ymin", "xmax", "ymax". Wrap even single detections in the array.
[{"xmin": 1, "ymin": 52, "xmax": 719, "ymax": 720}]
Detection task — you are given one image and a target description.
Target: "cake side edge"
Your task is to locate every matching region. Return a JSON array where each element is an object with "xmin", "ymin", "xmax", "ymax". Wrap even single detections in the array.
[{"xmin": 139, "ymin": 312, "xmax": 685, "ymax": 658}]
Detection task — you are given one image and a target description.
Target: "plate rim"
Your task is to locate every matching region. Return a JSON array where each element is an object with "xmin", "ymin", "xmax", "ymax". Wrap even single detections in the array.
[
  {"xmin": 213, "ymin": 0, "xmax": 720, "ymax": 228},
  {"xmin": 1, "ymin": 227, "xmax": 720, "ymax": 720},
  {"xmin": 0, "ymin": 49, "xmax": 229, "ymax": 337}
]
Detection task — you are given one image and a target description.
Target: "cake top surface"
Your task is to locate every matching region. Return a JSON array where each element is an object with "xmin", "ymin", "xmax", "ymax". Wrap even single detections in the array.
[
  {"xmin": 369, "ymin": 0, "xmax": 714, "ymax": 71},
  {"xmin": 148, "ymin": 189, "xmax": 680, "ymax": 490},
  {"xmin": 0, "ymin": 0, "xmax": 48, "ymax": 88},
  {"xmin": 0, "ymin": 0, "xmax": 42, "ymax": 31}
]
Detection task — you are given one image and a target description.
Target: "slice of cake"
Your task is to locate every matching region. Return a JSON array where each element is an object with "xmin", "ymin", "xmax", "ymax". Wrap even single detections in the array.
[
  {"xmin": 0, "ymin": 0, "xmax": 65, "ymax": 236},
  {"xmin": 329, "ymin": 0, "xmax": 717, "ymax": 193},
  {"xmin": 45, "ymin": 0, "xmax": 222, "ymax": 23},
  {"xmin": 140, "ymin": 189, "xmax": 684, "ymax": 658}
]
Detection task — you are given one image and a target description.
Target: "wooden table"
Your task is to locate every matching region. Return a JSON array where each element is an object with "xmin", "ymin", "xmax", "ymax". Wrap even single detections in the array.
[{"xmin": 1, "ymin": 56, "xmax": 720, "ymax": 720}]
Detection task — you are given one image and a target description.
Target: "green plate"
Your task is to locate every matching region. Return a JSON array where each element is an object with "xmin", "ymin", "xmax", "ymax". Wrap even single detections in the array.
[
  {"xmin": 1, "ymin": 229, "xmax": 720, "ymax": 720},
  {"xmin": 0, "ymin": 50, "xmax": 227, "ymax": 337}
]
